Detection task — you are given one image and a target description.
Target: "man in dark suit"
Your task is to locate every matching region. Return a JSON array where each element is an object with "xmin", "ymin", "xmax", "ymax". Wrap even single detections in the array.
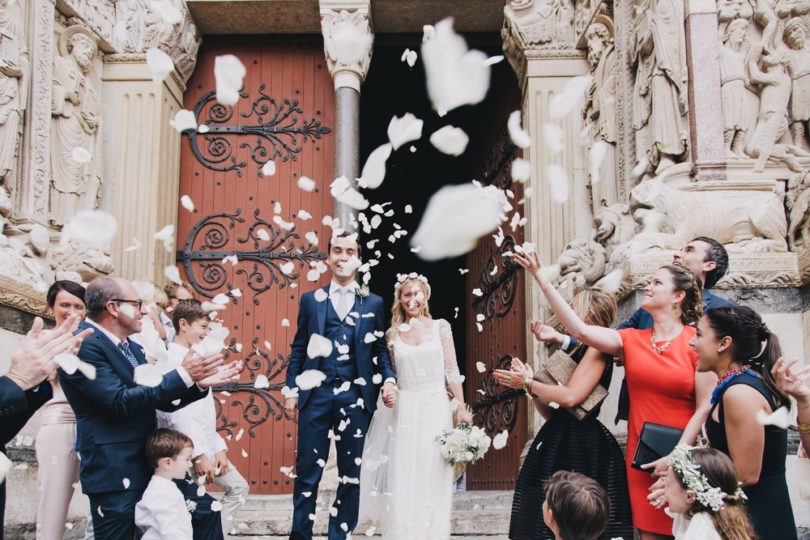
[
  {"xmin": 284, "ymin": 232, "xmax": 397, "ymax": 540},
  {"xmin": 1, "ymin": 315, "xmax": 91, "ymax": 539},
  {"xmin": 59, "ymin": 277, "xmax": 236, "ymax": 540}
]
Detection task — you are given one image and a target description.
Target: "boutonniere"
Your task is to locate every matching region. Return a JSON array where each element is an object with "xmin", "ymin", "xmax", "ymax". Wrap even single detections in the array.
[{"xmin": 357, "ymin": 284, "xmax": 369, "ymax": 304}]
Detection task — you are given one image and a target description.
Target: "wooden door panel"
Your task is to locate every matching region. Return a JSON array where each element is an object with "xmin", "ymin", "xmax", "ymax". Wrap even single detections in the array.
[{"xmin": 177, "ymin": 36, "xmax": 335, "ymax": 494}]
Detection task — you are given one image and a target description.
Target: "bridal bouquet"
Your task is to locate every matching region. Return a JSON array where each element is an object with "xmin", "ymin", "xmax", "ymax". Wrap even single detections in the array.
[{"xmin": 436, "ymin": 423, "xmax": 491, "ymax": 465}]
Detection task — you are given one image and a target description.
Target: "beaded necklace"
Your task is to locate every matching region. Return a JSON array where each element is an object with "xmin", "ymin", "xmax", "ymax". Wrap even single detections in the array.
[{"xmin": 710, "ymin": 364, "xmax": 759, "ymax": 405}]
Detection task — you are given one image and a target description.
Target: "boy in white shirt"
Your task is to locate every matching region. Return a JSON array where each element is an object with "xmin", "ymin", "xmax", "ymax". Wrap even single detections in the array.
[
  {"xmin": 135, "ymin": 429, "xmax": 195, "ymax": 539},
  {"xmin": 159, "ymin": 299, "xmax": 248, "ymax": 536}
]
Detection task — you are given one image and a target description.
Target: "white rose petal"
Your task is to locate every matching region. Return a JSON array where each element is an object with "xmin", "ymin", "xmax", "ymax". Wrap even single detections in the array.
[
  {"xmin": 211, "ymin": 500, "xmax": 223, "ymax": 512},
  {"xmin": 55, "ymin": 352, "xmax": 81, "ymax": 374},
  {"xmin": 296, "ymin": 369, "xmax": 328, "ymax": 391},
  {"xmin": 476, "ymin": 361, "xmax": 486, "ymax": 373},
  {"xmin": 589, "ymin": 140, "xmax": 610, "ymax": 184},
  {"xmin": 404, "ymin": 204, "xmax": 413, "ymax": 214},
  {"xmin": 507, "ymin": 111, "xmax": 531, "ymax": 149},
  {"xmin": 543, "ymin": 122, "xmax": 563, "ymax": 154},
  {"xmin": 281, "ymin": 318, "xmax": 290, "ymax": 327},
  {"xmin": 549, "ymin": 75, "xmax": 593, "ymax": 120},
  {"xmin": 122, "ymin": 478, "xmax": 131, "ymax": 489},
  {"xmin": 298, "ymin": 176, "xmax": 316, "ymax": 192},
  {"xmin": 756, "ymin": 407, "xmax": 791, "ymax": 429},
  {"xmin": 146, "ymin": 47, "xmax": 174, "ymax": 82},
  {"xmin": 60, "ymin": 211, "xmax": 118, "ymax": 249},
  {"xmin": 273, "ymin": 215, "xmax": 294, "ymax": 231},
  {"xmin": 124, "ymin": 237, "xmax": 141, "ymax": 252},
  {"xmin": 148, "ymin": 0, "xmax": 182, "ymax": 25},
  {"xmin": 180, "ymin": 195, "xmax": 195, "ymax": 212},
  {"xmin": 537, "ymin": 264, "xmax": 561, "ymax": 283},
  {"xmin": 71, "ymin": 147, "xmax": 92, "ymax": 164},
  {"xmin": 387, "ymin": 113, "xmax": 423, "ymax": 151},
  {"xmin": 307, "ymin": 334, "xmax": 333, "ymax": 358},
  {"xmin": 547, "ymin": 164, "xmax": 569, "ymax": 203},
  {"xmin": 164, "ymin": 265, "xmax": 181, "ymax": 285},
  {"xmin": 401, "ymin": 48, "xmax": 418, "ymax": 67},
  {"xmin": 594, "ymin": 268, "xmax": 625, "ymax": 294},
  {"xmin": 133, "ymin": 364, "xmax": 163, "ymax": 387},
  {"xmin": 493, "ymin": 430, "xmax": 509, "ymax": 450},
  {"xmin": 214, "ymin": 54, "xmax": 246, "ymax": 106},
  {"xmin": 472, "ymin": 288, "xmax": 483, "ymax": 297},
  {"xmin": 280, "ymin": 261, "xmax": 295, "ymax": 275},
  {"xmin": 314, "ymin": 289, "xmax": 328, "ymax": 302},
  {"xmin": 429, "ymin": 125, "xmax": 469, "ymax": 156},
  {"xmin": 298, "ymin": 210, "xmax": 312, "ymax": 221},
  {"xmin": 170, "ymin": 109, "xmax": 197, "ymax": 133},
  {"xmin": 358, "ymin": 143, "xmax": 392, "ymax": 189},
  {"xmin": 77, "ymin": 361, "xmax": 97, "ymax": 380},
  {"xmin": 254, "ymin": 375, "xmax": 270, "ymax": 389},
  {"xmin": 153, "ymin": 224, "xmax": 175, "ymax": 252},
  {"xmin": 261, "ymin": 160, "xmax": 276, "ymax": 177},
  {"xmin": 230, "ymin": 288, "xmax": 242, "ymax": 298}
]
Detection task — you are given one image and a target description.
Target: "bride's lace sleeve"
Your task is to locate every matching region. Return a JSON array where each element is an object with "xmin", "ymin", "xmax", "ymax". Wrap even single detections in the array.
[{"xmin": 439, "ymin": 319, "xmax": 464, "ymax": 384}]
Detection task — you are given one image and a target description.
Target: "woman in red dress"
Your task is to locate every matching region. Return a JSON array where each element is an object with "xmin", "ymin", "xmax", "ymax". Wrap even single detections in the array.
[{"xmin": 514, "ymin": 252, "xmax": 716, "ymax": 540}]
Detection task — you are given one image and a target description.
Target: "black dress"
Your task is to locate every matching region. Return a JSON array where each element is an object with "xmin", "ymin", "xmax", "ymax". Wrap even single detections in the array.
[
  {"xmin": 705, "ymin": 372, "xmax": 797, "ymax": 540},
  {"xmin": 508, "ymin": 346, "xmax": 634, "ymax": 540}
]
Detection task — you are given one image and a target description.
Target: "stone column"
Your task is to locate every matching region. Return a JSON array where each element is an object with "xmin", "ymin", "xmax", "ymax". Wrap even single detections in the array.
[
  {"xmin": 319, "ymin": 0, "xmax": 373, "ymax": 231},
  {"xmin": 100, "ymin": 56, "xmax": 186, "ymax": 283},
  {"xmin": 684, "ymin": 0, "xmax": 727, "ymax": 181}
]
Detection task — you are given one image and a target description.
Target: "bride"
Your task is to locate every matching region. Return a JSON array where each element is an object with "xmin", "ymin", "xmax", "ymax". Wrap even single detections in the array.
[{"xmin": 358, "ymin": 272, "xmax": 473, "ymax": 539}]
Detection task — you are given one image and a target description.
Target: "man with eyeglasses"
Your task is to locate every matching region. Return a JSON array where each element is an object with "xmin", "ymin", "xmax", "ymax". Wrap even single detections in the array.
[{"xmin": 59, "ymin": 277, "xmax": 240, "ymax": 540}]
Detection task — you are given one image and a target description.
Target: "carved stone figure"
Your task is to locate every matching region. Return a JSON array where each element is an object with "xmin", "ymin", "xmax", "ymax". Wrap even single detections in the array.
[
  {"xmin": 0, "ymin": 1, "xmax": 25, "ymax": 187},
  {"xmin": 720, "ymin": 19, "xmax": 759, "ymax": 157},
  {"xmin": 50, "ymin": 25, "xmax": 102, "ymax": 226},
  {"xmin": 628, "ymin": 0, "xmax": 654, "ymax": 178},
  {"xmin": 783, "ymin": 18, "xmax": 810, "ymax": 150},
  {"xmin": 171, "ymin": 20, "xmax": 201, "ymax": 82},
  {"xmin": 48, "ymin": 239, "xmax": 114, "ymax": 282},
  {"xmin": 503, "ymin": 0, "xmax": 577, "ymax": 50},
  {"xmin": 320, "ymin": 6, "xmax": 373, "ymax": 90},
  {"xmin": 786, "ymin": 169, "xmax": 810, "ymax": 248},
  {"xmin": 140, "ymin": 0, "xmax": 182, "ymax": 52},
  {"xmin": 584, "ymin": 16, "xmax": 618, "ymax": 205},
  {"xmin": 629, "ymin": 178, "xmax": 788, "ymax": 252},
  {"xmin": 594, "ymin": 203, "xmax": 637, "ymax": 258},
  {"xmin": 554, "ymin": 238, "xmax": 607, "ymax": 300},
  {"xmin": 744, "ymin": 46, "xmax": 810, "ymax": 172},
  {"xmin": 113, "ymin": 0, "xmax": 144, "ymax": 52},
  {"xmin": 717, "ymin": 0, "xmax": 755, "ymax": 22}
]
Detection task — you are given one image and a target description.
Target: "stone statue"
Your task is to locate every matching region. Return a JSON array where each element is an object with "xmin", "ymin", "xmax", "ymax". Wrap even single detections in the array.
[
  {"xmin": 720, "ymin": 18, "xmax": 759, "ymax": 157},
  {"xmin": 554, "ymin": 238, "xmax": 607, "ymax": 301},
  {"xmin": 48, "ymin": 239, "xmax": 114, "ymax": 282},
  {"xmin": 0, "ymin": 1, "xmax": 25, "ymax": 188},
  {"xmin": 50, "ymin": 25, "xmax": 102, "ymax": 226},
  {"xmin": 140, "ymin": 0, "xmax": 182, "ymax": 51},
  {"xmin": 717, "ymin": 0, "xmax": 755, "ymax": 22},
  {"xmin": 583, "ymin": 16, "xmax": 618, "ymax": 205},
  {"xmin": 113, "ymin": 0, "xmax": 144, "ymax": 52},
  {"xmin": 594, "ymin": 203, "xmax": 637, "ymax": 258},
  {"xmin": 503, "ymin": 0, "xmax": 577, "ymax": 49},
  {"xmin": 628, "ymin": 0, "xmax": 654, "ymax": 178},
  {"xmin": 171, "ymin": 20, "xmax": 201, "ymax": 82},
  {"xmin": 787, "ymin": 168, "xmax": 810, "ymax": 248},
  {"xmin": 783, "ymin": 18, "xmax": 810, "ymax": 150},
  {"xmin": 744, "ymin": 46, "xmax": 810, "ymax": 172}
]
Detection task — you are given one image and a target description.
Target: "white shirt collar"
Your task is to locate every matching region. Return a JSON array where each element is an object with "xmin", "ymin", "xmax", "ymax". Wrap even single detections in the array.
[
  {"xmin": 329, "ymin": 280, "xmax": 358, "ymax": 295},
  {"xmin": 86, "ymin": 318, "xmax": 123, "ymax": 347}
]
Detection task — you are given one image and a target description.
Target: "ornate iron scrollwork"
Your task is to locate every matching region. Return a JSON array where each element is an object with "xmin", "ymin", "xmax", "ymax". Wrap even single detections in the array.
[
  {"xmin": 471, "ymin": 354, "xmax": 521, "ymax": 436},
  {"xmin": 183, "ymin": 84, "xmax": 332, "ymax": 176},
  {"xmin": 472, "ymin": 234, "xmax": 520, "ymax": 319},
  {"xmin": 179, "ymin": 208, "xmax": 327, "ymax": 305},
  {"xmin": 214, "ymin": 337, "xmax": 292, "ymax": 438}
]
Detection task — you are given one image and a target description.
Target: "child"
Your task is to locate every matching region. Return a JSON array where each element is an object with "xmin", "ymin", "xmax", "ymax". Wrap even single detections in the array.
[
  {"xmin": 160, "ymin": 299, "xmax": 248, "ymax": 536},
  {"xmin": 542, "ymin": 470, "xmax": 610, "ymax": 540},
  {"xmin": 135, "ymin": 429, "xmax": 194, "ymax": 539},
  {"xmin": 664, "ymin": 445, "xmax": 754, "ymax": 540}
]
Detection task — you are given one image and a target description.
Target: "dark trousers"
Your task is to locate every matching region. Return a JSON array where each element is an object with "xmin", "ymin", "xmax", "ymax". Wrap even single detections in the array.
[
  {"xmin": 175, "ymin": 477, "xmax": 225, "ymax": 540},
  {"xmin": 0, "ymin": 478, "xmax": 5, "ymax": 540},
  {"xmin": 290, "ymin": 383, "xmax": 371, "ymax": 540},
  {"xmin": 89, "ymin": 489, "xmax": 143, "ymax": 540}
]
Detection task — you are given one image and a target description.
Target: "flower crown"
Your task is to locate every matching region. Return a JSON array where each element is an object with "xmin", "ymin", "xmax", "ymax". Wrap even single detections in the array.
[
  {"xmin": 394, "ymin": 272, "xmax": 431, "ymax": 298},
  {"xmin": 670, "ymin": 444, "xmax": 746, "ymax": 512}
]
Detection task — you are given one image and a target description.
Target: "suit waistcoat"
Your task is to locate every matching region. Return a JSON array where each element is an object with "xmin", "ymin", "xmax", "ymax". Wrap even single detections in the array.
[{"xmin": 320, "ymin": 300, "xmax": 358, "ymax": 382}]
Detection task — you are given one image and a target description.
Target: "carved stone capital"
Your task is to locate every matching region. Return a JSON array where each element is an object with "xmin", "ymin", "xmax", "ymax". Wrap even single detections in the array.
[
  {"xmin": 502, "ymin": 0, "xmax": 577, "ymax": 82},
  {"xmin": 319, "ymin": 0, "xmax": 373, "ymax": 92},
  {"xmin": 0, "ymin": 274, "xmax": 48, "ymax": 318}
]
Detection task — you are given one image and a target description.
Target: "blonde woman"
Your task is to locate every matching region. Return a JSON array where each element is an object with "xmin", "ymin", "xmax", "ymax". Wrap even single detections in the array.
[{"xmin": 359, "ymin": 273, "xmax": 472, "ymax": 540}]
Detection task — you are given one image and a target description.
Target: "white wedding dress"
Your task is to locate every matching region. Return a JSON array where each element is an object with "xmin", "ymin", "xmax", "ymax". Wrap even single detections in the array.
[{"xmin": 358, "ymin": 319, "xmax": 462, "ymax": 539}]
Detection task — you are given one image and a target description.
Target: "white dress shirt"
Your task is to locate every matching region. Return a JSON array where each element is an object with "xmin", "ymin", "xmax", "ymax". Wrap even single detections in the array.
[
  {"xmin": 157, "ymin": 343, "xmax": 227, "ymax": 461},
  {"xmin": 134, "ymin": 475, "xmax": 193, "ymax": 539},
  {"xmin": 329, "ymin": 280, "xmax": 357, "ymax": 321}
]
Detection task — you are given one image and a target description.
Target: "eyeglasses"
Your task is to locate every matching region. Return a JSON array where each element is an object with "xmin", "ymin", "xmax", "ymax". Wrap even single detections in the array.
[{"xmin": 110, "ymin": 299, "xmax": 143, "ymax": 311}]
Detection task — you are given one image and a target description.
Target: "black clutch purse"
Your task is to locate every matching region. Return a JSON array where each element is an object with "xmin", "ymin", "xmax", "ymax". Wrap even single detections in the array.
[{"xmin": 631, "ymin": 422, "xmax": 683, "ymax": 471}]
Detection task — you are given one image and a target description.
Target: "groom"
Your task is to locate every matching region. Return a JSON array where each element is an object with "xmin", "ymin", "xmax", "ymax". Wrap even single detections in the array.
[{"xmin": 285, "ymin": 231, "xmax": 397, "ymax": 539}]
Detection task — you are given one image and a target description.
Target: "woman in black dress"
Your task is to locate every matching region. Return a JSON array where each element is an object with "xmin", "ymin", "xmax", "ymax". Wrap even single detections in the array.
[
  {"xmin": 494, "ymin": 288, "xmax": 633, "ymax": 540},
  {"xmin": 689, "ymin": 306, "xmax": 796, "ymax": 540}
]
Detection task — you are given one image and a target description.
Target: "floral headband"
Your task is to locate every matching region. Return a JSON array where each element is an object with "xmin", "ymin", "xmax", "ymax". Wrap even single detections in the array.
[
  {"xmin": 670, "ymin": 444, "xmax": 746, "ymax": 512},
  {"xmin": 394, "ymin": 272, "xmax": 431, "ymax": 299}
]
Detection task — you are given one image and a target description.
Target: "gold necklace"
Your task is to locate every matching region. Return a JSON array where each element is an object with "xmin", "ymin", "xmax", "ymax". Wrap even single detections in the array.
[{"xmin": 650, "ymin": 330, "xmax": 673, "ymax": 354}]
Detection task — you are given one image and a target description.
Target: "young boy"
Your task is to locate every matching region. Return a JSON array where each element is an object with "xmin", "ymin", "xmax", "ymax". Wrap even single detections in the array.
[
  {"xmin": 543, "ymin": 471, "xmax": 610, "ymax": 540},
  {"xmin": 135, "ymin": 429, "xmax": 195, "ymax": 539},
  {"xmin": 160, "ymin": 299, "xmax": 248, "ymax": 537}
]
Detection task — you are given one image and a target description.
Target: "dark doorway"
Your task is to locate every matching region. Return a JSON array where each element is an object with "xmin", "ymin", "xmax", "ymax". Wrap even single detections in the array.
[{"xmin": 359, "ymin": 33, "xmax": 522, "ymax": 377}]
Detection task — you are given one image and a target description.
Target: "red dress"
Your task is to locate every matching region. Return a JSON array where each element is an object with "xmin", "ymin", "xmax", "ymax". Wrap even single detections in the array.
[{"xmin": 619, "ymin": 326, "xmax": 698, "ymax": 535}]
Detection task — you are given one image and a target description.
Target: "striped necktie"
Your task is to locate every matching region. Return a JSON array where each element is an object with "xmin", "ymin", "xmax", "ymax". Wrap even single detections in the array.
[{"xmin": 117, "ymin": 341, "xmax": 139, "ymax": 369}]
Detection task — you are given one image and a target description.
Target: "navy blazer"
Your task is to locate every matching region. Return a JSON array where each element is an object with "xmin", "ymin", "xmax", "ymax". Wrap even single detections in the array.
[
  {"xmin": 59, "ymin": 320, "xmax": 207, "ymax": 494},
  {"xmin": 285, "ymin": 287, "xmax": 396, "ymax": 411},
  {"xmin": 616, "ymin": 288, "xmax": 736, "ymax": 331},
  {"xmin": 0, "ymin": 377, "xmax": 51, "ymax": 448}
]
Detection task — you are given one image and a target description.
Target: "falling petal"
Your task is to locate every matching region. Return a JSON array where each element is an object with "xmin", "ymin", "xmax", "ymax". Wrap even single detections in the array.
[
  {"xmin": 124, "ymin": 237, "xmax": 141, "ymax": 253},
  {"xmin": 542, "ymin": 122, "xmax": 563, "ymax": 154},
  {"xmin": 261, "ymin": 160, "xmax": 276, "ymax": 177},
  {"xmin": 549, "ymin": 75, "xmax": 593, "ymax": 120},
  {"xmin": 387, "ymin": 113, "xmax": 423, "ymax": 151},
  {"xmin": 476, "ymin": 361, "xmax": 486, "ymax": 373},
  {"xmin": 214, "ymin": 54, "xmax": 246, "ymax": 106},
  {"xmin": 298, "ymin": 176, "xmax": 316, "ymax": 192},
  {"xmin": 472, "ymin": 288, "xmax": 483, "ymax": 297},
  {"xmin": 281, "ymin": 386, "xmax": 298, "ymax": 399},
  {"xmin": 422, "ymin": 24, "xmax": 435, "ymax": 42},
  {"xmin": 256, "ymin": 228, "xmax": 270, "ymax": 241},
  {"xmin": 493, "ymin": 430, "xmax": 509, "ymax": 450},
  {"xmin": 180, "ymin": 195, "xmax": 195, "ymax": 213},
  {"xmin": 164, "ymin": 265, "xmax": 181, "ymax": 285},
  {"xmin": 484, "ymin": 55, "xmax": 504, "ymax": 66},
  {"xmin": 547, "ymin": 164, "xmax": 569, "ymax": 203},
  {"xmin": 282, "ymin": 318, "xmax": 290, "ymax": 327},
  {"xmin": 589, "ymin": 140, "xmax": 610, "ymax": 184},
  {"xmin": 594, "ymin": 268, "xmax": 625, "ymax": 294},
  {"xmin": 298, "ymin": 210, "xmax": 312, "ymax": 221},
  {"xmin": 123, "ymin": 478, "xmax": 131, "ymax": 489},
  {"xmin": 273, "ymin": 215, "xmax": 294, "ymax": 231},
  {"xmin": 404, "ymin": 204, "xmax": 413, "ymax": 214},
  {"xmin": 358, "ymin": 143, "xmax": 392, "ymax": 189},
  {"xmin": 230, "ymin": 288, "xmax": 242, "ymax": 298},
  {"xmin": 314, "ymin": 289, "xmax": 328, "ymax": 302},
  {"xmin": 169, "ymin": 109, "xmax": 197, "ymax": 133},
  {"xmin": 429, "ymin": 125, "xmax": 469, "ymax": 156},
  {"xmin": 153, "ymin": 224, "xmax": 175, "ymax": 252},
  {"xmin": 296, "ymin": 369, "xmax": 328, "ymax": 390},
  {"xmin": 77, "ymin": 362, "xmax": 96, "ymax": 380},
  {"xmin": 400, "ymin": 48, "xmax": 418, "ymax": 67},
  {"xmin": 254, "ymin": 375, "xmax": 270, "ymax": 389},
  {"xmin": 55, "ymin": 352, "xmax": 80, "ymax": 375},
  {"xmin": 307, "ymin": 334, "xmax": 333, "ymax": 358},
  {"xmin": 476, "ymin": 322, "xmax": 483, "ymax": 332},
  {"xmin": 459, "ymin": 268, "xmax": 469, "ymax": 275},
  {"xmin": 756, "ymin": 407, "xmax": 791, "ymax": 429},
  {"xmin": 280, "ymin": 262, "xmax": 295, "ymax": 275},
  {"xmin": 305, "ymin": 231, "xmax": 319, "ymax": 246},
  {"xmin": 146, "ymin": 47, "xmax": 174, "ymax": 82},
  {"xmin": 411, "ymin": 183, "xmax": 507, "ymax": 261},
  {"xmin": 60, "ymin": 211, "xmax": 118, "ymax": 249},
  {"xmin": 197, "ymin": 124, "xmax": 210, "ymax": 133},
  {"xmin": 507, "ymin": 111, "xmax": 531, "ymax": 149},
  {"xmin": 537, "ymin": 264, "xmax": 561, "ymax": 283},
  {"xmin": 134, "ymin": 364, "xmax": 163, "ymax": 387},
  {"xmin": 71, "ymin": 147, "xmax": 92, "ymax": 164},
  {"xmin": 421, "ymin": 18, "xmax": 490, "ymax": 113}
]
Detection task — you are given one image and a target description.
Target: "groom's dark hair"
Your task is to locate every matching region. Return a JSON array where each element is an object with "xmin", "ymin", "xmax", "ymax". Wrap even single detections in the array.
[
  {"xmin": 544, "ymin": 471, "xmax": 609, "ymax": 540},
  {"xmin": 328, "ymin": 231, "xmax": 362, "ymax": 258}
]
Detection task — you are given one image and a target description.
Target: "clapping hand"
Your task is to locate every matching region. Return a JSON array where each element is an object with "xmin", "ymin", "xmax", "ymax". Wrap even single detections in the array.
[
  {"xmin": 197, "ymin": 359, "xmax": 242, "ymax": 389},
  {"xmin": 493, "ymin": 357, "xmax": 534, "ymax": 390},
  {"xmin": 771, "ymin": 358, "xmax": 810, "ymax": 405},
  {"xmin": 181, "ymin": 350, "xmax": 225, "ymax": 382}
]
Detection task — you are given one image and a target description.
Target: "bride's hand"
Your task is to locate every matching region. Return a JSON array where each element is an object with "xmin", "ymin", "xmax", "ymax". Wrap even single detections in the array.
[{"xmin": 456, "ymin": 405, "xmax": 473, "ymax": 426}]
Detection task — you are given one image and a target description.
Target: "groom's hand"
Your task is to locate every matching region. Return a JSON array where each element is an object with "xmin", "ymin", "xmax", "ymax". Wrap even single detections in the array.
[
  {"xmin": 285, "ymin": 397, "xmax": 298, "ymax": 420},
  {"xmin": 382, "ymin": 381, "xmax": 398, "ymax": 408}
]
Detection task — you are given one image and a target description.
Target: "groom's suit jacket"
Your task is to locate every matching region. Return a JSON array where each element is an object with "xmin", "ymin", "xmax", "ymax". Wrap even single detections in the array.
[
  {"xmin": 286, "ymin": 286, "xmax": 395, "ymax": 411},
  {"xmin": 59, "ymin": 320, "xmax": 208, "ymax": 495}
]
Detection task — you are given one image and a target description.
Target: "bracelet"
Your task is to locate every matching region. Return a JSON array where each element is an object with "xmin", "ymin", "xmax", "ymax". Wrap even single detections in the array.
[
  {"xmin": 798, "ymin": 422, "xmax": 810, "ymax": 434},
  {"xmin": 524, "ymin": 377, "xmax": 534, "ymax": 397}
]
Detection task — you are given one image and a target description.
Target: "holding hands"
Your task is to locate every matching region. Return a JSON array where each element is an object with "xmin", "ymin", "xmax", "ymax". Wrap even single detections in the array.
[{"xmin": 382, "ymin": 381, "xmax": 398, "ymax": 408}]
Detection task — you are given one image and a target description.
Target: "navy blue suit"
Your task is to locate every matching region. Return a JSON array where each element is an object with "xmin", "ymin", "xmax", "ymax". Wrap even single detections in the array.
[
  {"xmin": 59, "ymin": 320, "xmax": 215, "ymax": 540},
  {"xmin": 285, "ymin": 287, "xmax": 395, "ymax": 540}
]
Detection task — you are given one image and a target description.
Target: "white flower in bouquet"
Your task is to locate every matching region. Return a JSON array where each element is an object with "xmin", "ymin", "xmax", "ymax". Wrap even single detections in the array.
[{"xmin": 436, "ymin": 423, "xmax": 491, "ymax": 465}]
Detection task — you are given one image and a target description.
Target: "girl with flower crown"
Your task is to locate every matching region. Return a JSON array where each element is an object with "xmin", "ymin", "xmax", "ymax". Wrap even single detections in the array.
[
  {"xmin": 687, "ymin": 306, "xmax": 796, "ymax": 539},
  {"xmin": 664, "ymin": 446, "xmax": 754, "ymax": 540},
  {"xmin": 358, "ymin": 273, "xmax": 472, "ymax": 539}
]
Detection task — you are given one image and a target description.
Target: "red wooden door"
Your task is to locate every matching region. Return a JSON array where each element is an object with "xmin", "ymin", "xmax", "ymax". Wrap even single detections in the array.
[
  {"xmin": 466, "ymin": 126, "xmax": 528, "ymax": 490},
  {"xmin": 176, "ymin": 36, "xmax": 335, "ymax": 494}
]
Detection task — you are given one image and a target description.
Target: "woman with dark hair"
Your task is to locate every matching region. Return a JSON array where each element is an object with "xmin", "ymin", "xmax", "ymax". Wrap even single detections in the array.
[
  {"xmin": 513, "ymin": 251, "xmax": 716, "ymax": 540},
  {"xmin": 690, "ymin": 306, "xmax": 797, "ymax": 539},
  {"xmin": 35, "ymin": 280, "xmax": 87, "ymax": 539}
]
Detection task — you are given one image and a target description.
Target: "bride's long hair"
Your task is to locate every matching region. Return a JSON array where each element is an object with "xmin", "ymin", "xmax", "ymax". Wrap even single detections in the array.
[{"xmin": 386, "ymin": 275, "xmax": 432, "ymax": 342}]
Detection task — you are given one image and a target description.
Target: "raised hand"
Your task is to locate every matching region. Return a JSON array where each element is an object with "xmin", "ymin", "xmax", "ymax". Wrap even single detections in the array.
[
  {"xmin": 530, "ymin": 320, "xmax": 564, "ymax": 346},
  {"xmin": 197, "ymin": 360, "xmax": 242, "ymax": 388},
  {"xmin": 512, "ymin": 250, "xmax": 543, "ymax": 279},
  {"xmin": 181, "ymin": 350, "xmax": 225, "ymax": 383},
  {"xmin": 771, "ymin": 357, "xmax": 810, "ymax": 404}
]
